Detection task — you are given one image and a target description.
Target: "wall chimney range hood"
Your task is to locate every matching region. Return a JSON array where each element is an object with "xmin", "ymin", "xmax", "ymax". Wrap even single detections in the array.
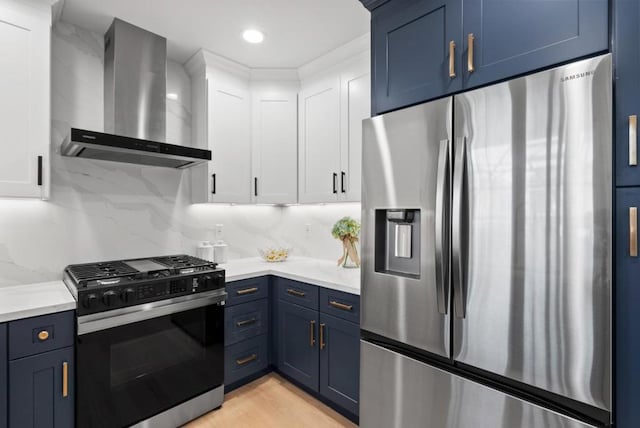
[{"xmin": 61, "ymin": 19, "xmax": 210, "ymax": 169}]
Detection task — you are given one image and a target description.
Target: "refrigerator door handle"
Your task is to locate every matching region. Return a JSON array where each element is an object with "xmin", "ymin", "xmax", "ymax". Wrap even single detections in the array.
[
  {"xmin": 452, "ymin": 137, "xmax": 467, "ymax": 318},
  {"xmin": 435, "ymin": 139, "xmax": 450, "ymax": 314}
]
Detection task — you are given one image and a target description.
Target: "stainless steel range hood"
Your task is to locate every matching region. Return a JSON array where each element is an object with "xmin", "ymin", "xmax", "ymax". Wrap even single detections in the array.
[{"xmin": 61, "ymin": 19, "xmax": 210, "ymax": 169}]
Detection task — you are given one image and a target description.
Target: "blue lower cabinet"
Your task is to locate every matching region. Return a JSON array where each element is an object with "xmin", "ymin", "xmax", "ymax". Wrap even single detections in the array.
[
  {"xmin": 1, "ymin": 324, "xmax": 6, "ymax": 428},
  {"xmin": 9, "ymin": 346, "xmax": 74, "ymax": 428},
  {"xmin": 277, "ymin": 300, "xmax": 319, "ymax": 391},
  {"xmin": 616, "ymin": 188, "xmax": 640, "ymax": 428},
  {"xmin": 319, "ymin": 313, "xmax": 360, "ymax": 416},
  {"xmin": 225, "ymin": 334, "xmax": 269, "ymax": 386},
  {"xmin": 225, "ymin": 299, "xmax": 269, "ymax": 346}
]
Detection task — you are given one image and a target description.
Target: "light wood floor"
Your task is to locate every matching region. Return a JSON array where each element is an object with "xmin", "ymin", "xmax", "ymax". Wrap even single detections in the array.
[{"xmin": 183, "ymin": 373, "xmax": 357, "ymax": 428}]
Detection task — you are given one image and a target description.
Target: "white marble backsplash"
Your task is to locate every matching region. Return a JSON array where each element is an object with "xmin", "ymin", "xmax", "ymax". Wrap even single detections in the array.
[{"xmin": 0, "ymin": 21, "xmax": 361, "ymax": 287}]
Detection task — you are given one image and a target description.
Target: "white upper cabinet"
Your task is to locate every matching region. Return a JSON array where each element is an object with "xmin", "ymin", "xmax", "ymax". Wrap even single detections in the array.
[
  {"xmin": 298, "ymin": 53, "xmax": 370, "ymax": 203},
  {"xmin": 0, "ymin": 0, "xmax": 51, "ymax": 199},
  {"xmin": 340, "ymin": 63, "xmax": 370, "ymax": 202},
  {"xmin": 298, "ymin": 77, "xmax": 342, "ymax": 204},
  {"xmin": 251, "ymin": 81, "xmax": 298, "ymax": 204},
  {"xmin": 188, "ymin": 52, "xmax": 252, "ymax": 204},
  {"xmin": 208, "ymin": 75, "xmax": 251, "ymax": 203}
]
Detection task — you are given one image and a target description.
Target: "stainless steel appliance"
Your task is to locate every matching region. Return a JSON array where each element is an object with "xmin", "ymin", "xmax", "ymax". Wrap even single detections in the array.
[
  {"xmin": 61, "ymin": 19, "xmax": 211, "ymax": 169},
  {"xmin": 63, "ymin": 255, "xmax": 226, "ymax": 428},
  {"xmin": 360, "ymin": 54, "xmax": 612, "ymax": 428}
]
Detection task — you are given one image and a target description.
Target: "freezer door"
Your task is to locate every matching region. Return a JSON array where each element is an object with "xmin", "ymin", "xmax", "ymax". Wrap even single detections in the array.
[
  {"xmin": 362, "ymin": 97, "xmax": 452, "ymax": 358},
  {"xmin": 360, "ymin": 340, "xmax": 598, "ymax": 428},
  {"xmin": 452, "ymin": 54, "xmax": 612, "ymax": 411}
]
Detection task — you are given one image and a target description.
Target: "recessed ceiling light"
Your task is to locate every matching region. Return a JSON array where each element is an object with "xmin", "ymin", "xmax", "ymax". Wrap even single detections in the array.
[
  {"xmin": 242, "ymin": 29, "xmax": 264, "ymax": 44},
  {"xmin": 166, "ymin": 93, "xmax": 179, "ymax": 101}
]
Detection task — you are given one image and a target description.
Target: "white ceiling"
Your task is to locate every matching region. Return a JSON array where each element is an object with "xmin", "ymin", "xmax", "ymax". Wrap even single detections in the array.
[{"xmin": 60, "ymin": 0, "xmax": 370, "ymax": 68}]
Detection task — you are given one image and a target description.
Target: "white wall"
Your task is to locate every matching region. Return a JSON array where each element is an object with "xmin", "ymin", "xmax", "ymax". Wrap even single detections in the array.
[{"xmin": 0, "ymin": 21, "xmax": 361, "ymax": 287}]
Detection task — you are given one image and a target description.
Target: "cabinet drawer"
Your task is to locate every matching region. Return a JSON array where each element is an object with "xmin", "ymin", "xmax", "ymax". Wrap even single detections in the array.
[
  {"xmin": 225, "ymin": 300, "xmax": 269, "ymax": 346},
  {"xmin": 226, "ymin": 277, "xmax": 269, "ymax": 306},
  {"xmin": 225, "ymin": 334, "xmax": 269, "ymax": 386},
  {"xmin": 276, "ymin": 278, "xmax": 319, "ymax": 310},
  {"xmin": 319, "ymin": 288, "xmax": 360, "ymax": 324},
  {"xmin": 9, "ymin": 311, "xmax": 74, "ymax": 360}
]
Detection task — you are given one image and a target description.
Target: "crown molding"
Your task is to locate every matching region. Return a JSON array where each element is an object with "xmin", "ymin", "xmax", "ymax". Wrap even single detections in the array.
[{"xmin": 297, "ymin": 33, "xmax": 370, "ymax": 81}]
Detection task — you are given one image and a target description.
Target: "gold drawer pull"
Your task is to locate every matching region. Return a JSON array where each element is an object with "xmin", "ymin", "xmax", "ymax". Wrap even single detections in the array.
[
  {"xmin": 37, "ymin": 330, "xmax": 49, "ymax": 341},
  {"xmin": 236, "ymin": 318, "xmax": 257, "ymax": 327},
  {"xmin": 236, "ymin": 354, "xmax": 257, "ymax": 366},
  {"xmin": 631, "ymin": 207, "xmax": 638, "ymax": 257},
  {"xmin": 310, "ymin": 320, "xmax": 316, "ymax": 347},
  {"xmin": 329, "ymin": 301, "xmax": 353, "ymax": 311},
  {"xmin": 630, "ymin": 115, "xmax": 637, "ymax": 166},
  {"xmin": 236, "ymin": 287, "xmax": 258, "ymax": 296},
  {"xmin": 449, "ymin": 40, "xmax": 456, "ymax": 78},
  {"xmin": 320, "ymin": 323, "xmax": 326, "ymax": 350},
  {"xmin": 287, "ymin": 288, "xmax": 306, "ymax": 298},
  {"xmin": 467, "ymin": 33, "xmax": 475, "ymax": 73},
  {"xmin": 62, "ymin": 362, "xmax": 68, "ymax": 398}
]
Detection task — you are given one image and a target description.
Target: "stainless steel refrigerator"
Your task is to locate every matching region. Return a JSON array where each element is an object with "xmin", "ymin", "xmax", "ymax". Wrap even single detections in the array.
[{"xmin": 360, "ymin": 54, "xmax": 612, "ymax": 428}]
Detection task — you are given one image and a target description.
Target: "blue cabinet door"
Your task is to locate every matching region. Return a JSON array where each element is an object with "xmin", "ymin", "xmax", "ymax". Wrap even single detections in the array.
[
  {"xmin": 0, "ymin": 324, "xmax": 6, "ymax": 428},
  {"xmin": 319, "ymin": 313, "xmax": 360, "ymax": 416},
  {"xmin": 616, "ymin": 188, "xmax": 640, "ymax": 428},
  {"xmin": 463, "ymin": 0, "xmax": 608, "ymax": 90},
  {"xmin": 372, "ymin": 0, "xmax": 462, "ymax": 114},
  {"xmin": 9, "ymin": 346, "xmax": 74, "ymax": 428},
  {"xmin": 277, "ymin": 301, "xmax": 319, "ymax": 391},
  {"xmin": 615, "ymin": 0, "xmax": 640, "ymax": 187}
]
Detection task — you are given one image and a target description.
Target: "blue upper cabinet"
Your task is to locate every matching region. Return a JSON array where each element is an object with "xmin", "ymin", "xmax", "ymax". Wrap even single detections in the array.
[
  {"xmin": 616, "ymin": 188, "xmax": 640, "ymax": 428},
  {"xmin": 369, "ymin": 0, "xmax": 608, "ymax": 115},
  {"xmin": 372, "ymin": 0, "xmax": 463, "ymax": 114},
  {"xmin": 615, "ymin": 0, "xmax": 640, "ymax": 187},
  {"xmin": 463, "ymin": 0, "xmax": 608, "ymax": 90}
]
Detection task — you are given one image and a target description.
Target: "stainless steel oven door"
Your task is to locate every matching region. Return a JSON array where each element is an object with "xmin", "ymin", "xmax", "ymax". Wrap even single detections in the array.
[{"xmin": 76, "ymin": 289, "xmax": 226, "ymax": 428}]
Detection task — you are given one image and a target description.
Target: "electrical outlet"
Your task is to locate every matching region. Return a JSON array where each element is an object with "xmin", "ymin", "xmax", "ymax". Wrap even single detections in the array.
[
  {"xmin": 305, "ymin": 224, "xmax": 312, "ymax": 234},
  {"xmin": 215, "ymin": 224, "xmax": 224, "ymax": 240}
]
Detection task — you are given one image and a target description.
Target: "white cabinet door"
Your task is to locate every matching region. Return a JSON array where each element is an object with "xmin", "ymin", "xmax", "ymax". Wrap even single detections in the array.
[
  {"xmin": 0, "ymin": 1, "xmax": 50, "ymax": 199},
  {"xmin": 208, "ymin": 77, "xmax": 252, "ymax": 204},
  {"xmin": 298, "ymin": 77, "xmax": 341, "ymax": 203},
  {"xmin": 339, "ymin": 69, "xmax": 370, "ymax": 202},
  {"xmin": 252, "ymin": 87, "xmax": 298, "ymax": 204}
]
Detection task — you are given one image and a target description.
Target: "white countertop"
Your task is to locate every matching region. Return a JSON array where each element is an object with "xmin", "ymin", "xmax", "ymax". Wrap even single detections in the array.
[
  {"xmin": 221, "ymin": 257, "xmax": 361, "ymax": 295},
  {"xmin": 0, "ymin": 281, "xmax": 76, "ymax": 323},
  {"xmin": 0, "ymin": 257, "xmax": 360, "ymax": 323}
]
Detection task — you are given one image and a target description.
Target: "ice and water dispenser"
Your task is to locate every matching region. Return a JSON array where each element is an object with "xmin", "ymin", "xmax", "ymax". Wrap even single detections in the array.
[{"xmin": 374, "ymin": 209, "xmax": 420, "ymax": 278}]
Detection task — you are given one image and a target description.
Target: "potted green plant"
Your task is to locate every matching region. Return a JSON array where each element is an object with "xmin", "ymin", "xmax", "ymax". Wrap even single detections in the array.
[{"xmin": 332, "ymin": 217, "xmax": 361, "ymax": 268}]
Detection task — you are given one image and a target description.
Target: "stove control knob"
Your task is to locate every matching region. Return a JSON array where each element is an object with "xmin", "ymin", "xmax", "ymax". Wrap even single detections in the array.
[
  {"xmin": 102, "ymin": 290, "xmax": 117, "ymax": 306},
  {"xmin": 121, "ymin": 288, "xmax": 136, "ymax": 303},
  {"xmin": 82, "ymin": 293, "xmax": 98, "ymax": 309},
  {"xmin": 202, "ymin": 275, "xmax": 213, "ymax": 289}
]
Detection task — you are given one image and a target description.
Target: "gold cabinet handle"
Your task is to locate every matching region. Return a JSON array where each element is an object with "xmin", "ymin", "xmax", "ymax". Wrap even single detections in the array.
[
  {"xmin": 630, "ymin": 115, "xmax": 637, "ymax": 166},
  {"xmin": 62, "ymin": 362, "xmax": 68, "ymax": 398},
  {"xmin": 631, "ymin": 207, "xmax": 638, "ymax": 257},
  {"xmin": 449, "ymin": 40, "xmax": 456, "ymax": 78},
  {"xmin": 320, "ymin": 323, "xmax": 326, "ymax": 350},
  {"xmin": 467, "ymin": 33, "xmax": 475, "ymax": 73},
  {"xmin": 236, "ymin": 354, "xmax": 257, "ymax": 366},
  {"xmin": 237, "ymin": 287, "xmax": 258, "ymax": 295},
  {"xmin": 287, "ymin": 288, "xmax": 306, "ymax": 298},
  {"xmin": 37, "ymin": 330, "xmax": 49, "ymax": 341},
  {"xmin": 329, "ymin": 300, "xmax": 353, "ymax": 311},
  {"xmin": 236, "ymin": 318, "xmax": 257, "ymax": 327},
  {"xmin": 309, "ymin": 320, "xmax": 316, "ymax": 347}
]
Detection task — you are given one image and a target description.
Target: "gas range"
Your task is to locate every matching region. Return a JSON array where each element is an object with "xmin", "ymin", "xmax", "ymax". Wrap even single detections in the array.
[{"xmin": 63, "ymin": 254, "xmax": 225, "ymax": 316}]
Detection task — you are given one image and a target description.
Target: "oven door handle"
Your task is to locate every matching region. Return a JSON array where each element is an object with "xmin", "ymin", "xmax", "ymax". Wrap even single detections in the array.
[{"xmin": 77, "ymin": 289, "xmax": 227, "ymax": 335}]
